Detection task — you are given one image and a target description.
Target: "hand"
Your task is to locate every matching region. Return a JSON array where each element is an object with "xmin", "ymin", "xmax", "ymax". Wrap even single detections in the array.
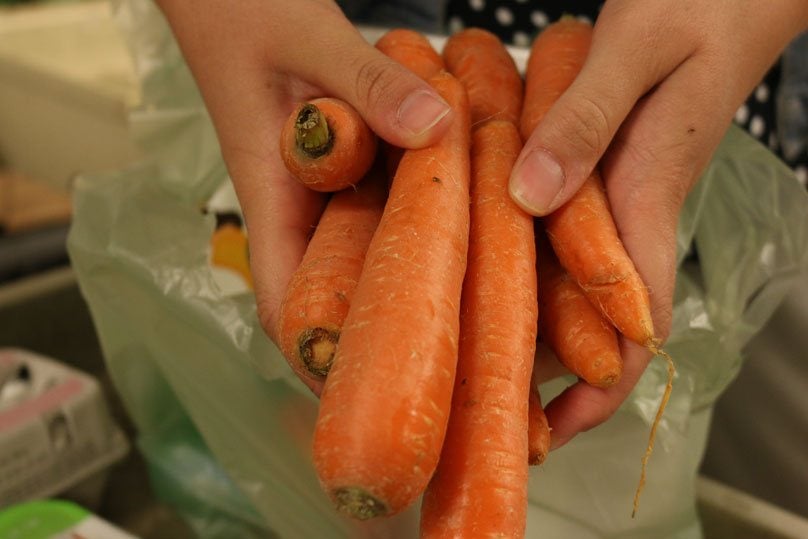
[
  {"xmin": 510, "ymin": 0, "xmax": 808, "ymax": 449},
  {"xmin": 155, "ymin": 0, "xmax": 452, "ymax": 392}
]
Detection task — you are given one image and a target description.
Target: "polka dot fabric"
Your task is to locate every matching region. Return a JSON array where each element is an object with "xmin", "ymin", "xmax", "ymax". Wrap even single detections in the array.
[
  {"xmin": 445, "ymin": 0, "xmax": 603, "ymax": 45},
  {"xmin": 445, "ymin": 0, "xmax": 808, "ymax": 189}
]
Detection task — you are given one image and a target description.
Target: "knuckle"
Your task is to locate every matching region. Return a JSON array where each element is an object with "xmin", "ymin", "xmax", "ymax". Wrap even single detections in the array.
[
  {"xmin": 352, "ymin": 55, "xmax": 395, "ymax": 110},
  {"xmin": 560, "ymin": 95, "xmax": 613, "ymax": 157}
]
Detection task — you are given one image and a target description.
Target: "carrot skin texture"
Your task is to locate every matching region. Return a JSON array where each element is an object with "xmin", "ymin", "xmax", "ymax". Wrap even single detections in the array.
[
  {"xmin": 519, "ymin": 19, "xmax": 591, "ymax": 142},
  {"xmin": 276, "ymin": 168, "xmax": 387, "ymax": 391},
  {"xmin": 537, "ymin": 227, "xmax": 623, "ymax": 388},
  {"xmin": 420, "ymin": 121, "xmax": 533, "ymax": 538},
  {"xmin": 520, "ymin": 19, "xmax": 655, "ymax": 346},
  {"xmin": 375, "ymin": 28, "xmax": 445, "ymax": 81},
  {"xmin": 312, "ymin": 72, "xmax": 471, "ymax": 520},
  {"xmin": 280, "ymin": 98, "xmax": 377, "ymax": 192},
  {"xmin": 375, "ymin": 28, "xmax": 445, "ymax": 181},
  {"xmin": 443, "ymin": 28, "xmax": 524, "ymax": 127}
]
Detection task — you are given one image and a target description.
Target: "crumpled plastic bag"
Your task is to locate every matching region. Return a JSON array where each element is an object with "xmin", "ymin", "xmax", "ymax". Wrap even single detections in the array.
[{"xmin": 67, "ymin": 1, "xmax": 808, "ymax": 537}]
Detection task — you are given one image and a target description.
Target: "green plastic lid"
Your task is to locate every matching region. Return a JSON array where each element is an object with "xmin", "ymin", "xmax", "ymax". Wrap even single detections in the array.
[{"xmin": 0, "ymin": 500, "xmax": 89, "ymax": 539}]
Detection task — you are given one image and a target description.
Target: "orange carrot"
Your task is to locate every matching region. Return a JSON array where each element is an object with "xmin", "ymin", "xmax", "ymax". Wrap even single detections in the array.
[
  {"xmin": 375, "ymin": 29, "xmax": 446, "ymax": 179},
  {"xmin": 520, "ymin": 18, "xmax": 655, "ymax": 348},
  {"xmin": 443, "ymin": 28, "xmax": 523, "ymax": 127},
  {"xmin": 536, "ymin": 226, "xmax": 622, "ymax": 388},
  {"xmin": 520, "ymin": 18, "xmax": 591, "ymax": 142},
  {"xmin": 375, "ymin": 28, "xmax": 445, "ymax": 81},
  {"xmin": 420, "ymin": 120, "xmax": 533, "ymax": 538},
  {"xmin": 276, "ymin": 165, "xmax": 387, "ymax": 391},
  {"xmin": 280, "ymin": 97, "xmax": 377, "ymax": 192},
  {"xmin": 312, "ymin": 71, "xmax": 471, "ymax": 520},
  {"xmin": 528, "ymin": 367, "xmax": 551, "ymax": 466}
]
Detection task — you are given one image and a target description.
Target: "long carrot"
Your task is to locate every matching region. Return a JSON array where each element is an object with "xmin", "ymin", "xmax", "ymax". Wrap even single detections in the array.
[
  {"xmin": 280, "ymin": 97, "xmax": 377, "ymax": 192},
  {"xmin": 536, "ymin": 226, "xmax": 622, "ymax": 388},
  {"xmin": 519, "ymin": 18, "xmax": 591, "ymax": 143},
  {"xmin": 375, "ymin": 28, "xmax": 445, "ymax": 81},
  {"xmin": 375, "ymin": 29, "xmax": 446, "ymax": 178},
  {"xmin": 443, "ymin": 28, "xmax": 523, "ymax": 127},
  {"xmin": 312, "ymin": 71, "xmax": 471, "ymax": 520},
  {"xmin": 276, "ymin": 164, "xmax": 387, "ymax": 391},
  {"xmin": 521, "ymin": 18, "xmax": 675, "ymax": 516},
  {"xmin": 420, "ymin": 120, "xmax": 534, "ymax": 538}
]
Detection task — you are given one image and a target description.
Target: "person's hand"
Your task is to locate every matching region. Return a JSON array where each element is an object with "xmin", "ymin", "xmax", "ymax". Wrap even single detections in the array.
[
  {"xmin": 510, "ymin": 0, "xmax": 808, "ymax": 450},
  {"xmin": 154, "ymin": 0, "xmax": 452, "ymax": 392}
]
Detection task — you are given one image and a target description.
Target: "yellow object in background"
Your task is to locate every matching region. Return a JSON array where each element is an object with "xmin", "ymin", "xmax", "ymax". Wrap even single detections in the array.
[{"xmin": 209, "ymin": 215, "xmax": 252, "ymax": 290}]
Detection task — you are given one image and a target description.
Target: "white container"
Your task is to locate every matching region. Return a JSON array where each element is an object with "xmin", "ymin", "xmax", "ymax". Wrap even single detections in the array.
[
  {"xmin": 0, "ymin": 348, "xmax": 129, "ymax": 510},
  {"xmin": 0, "ymin": 0, "xmax": 141, "ymax": 192}
]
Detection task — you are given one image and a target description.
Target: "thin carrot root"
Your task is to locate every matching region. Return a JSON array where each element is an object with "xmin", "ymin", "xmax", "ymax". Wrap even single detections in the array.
[{"xmin": 632, "ymin": 344, "xmax": 676, "ymax": 518}]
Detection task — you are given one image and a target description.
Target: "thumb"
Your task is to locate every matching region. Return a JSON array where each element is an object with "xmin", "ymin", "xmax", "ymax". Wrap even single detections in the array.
[
  {"xmin": 292, "ymin": 24, "xmax": 452, "ymax": 149},
  {"xmin": 508, "ymin": 10, "xmax": 695, "ymax": 216}
]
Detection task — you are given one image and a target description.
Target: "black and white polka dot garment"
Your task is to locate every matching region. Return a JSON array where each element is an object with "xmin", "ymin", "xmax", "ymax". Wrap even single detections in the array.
[
  {"xmin": 446, "ymin": 0, "xmax": 602, "ymax": 48},
  {"xmin": 445, "ymin": 0, "xmax": 808, "ymax": 189}
]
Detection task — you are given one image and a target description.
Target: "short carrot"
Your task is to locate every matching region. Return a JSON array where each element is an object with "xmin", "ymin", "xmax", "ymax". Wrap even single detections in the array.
[
  {"xmin": 280, "ymin": 97, "xmax": 377, "ymax": 192},
  {"xmin": 312, "ymin": 71, "xmax": 471, "ymax": 520},
  {"xmin": 275, "ymin": 164, "xmax": 387, "ymax": 391},
  {"xmin": 536, "ymin": 226, "xmax": 622, "ymax": 389},
  {"xmin": 420, "ymin": 120, "xmax": 534, "ymax": 538},
  {"xmin": 443, "ymin": 28, "xmax": 524, "ymax": 127},
  {"xmin": 527, "ymin": 367, "xmax": 551, "ymax": 466}
]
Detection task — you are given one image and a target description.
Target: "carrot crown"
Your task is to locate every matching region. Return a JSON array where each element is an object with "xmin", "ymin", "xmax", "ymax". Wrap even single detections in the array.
[{"xmin": 295, "ymin": 104, "xmax": 333, "ymax": 158}]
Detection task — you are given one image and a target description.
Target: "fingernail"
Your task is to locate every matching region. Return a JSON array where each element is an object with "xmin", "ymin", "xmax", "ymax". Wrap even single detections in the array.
[
  {"xmin": 509, "ymin": 149, "xmax": 565, "ymax": 215},
  {"xmin": 397, "ymin": 90, "xmax": 451, "ymax": 137},
  {"xmin": 549, "ymin": 434, "xmax": 566, "ymax": 452}
]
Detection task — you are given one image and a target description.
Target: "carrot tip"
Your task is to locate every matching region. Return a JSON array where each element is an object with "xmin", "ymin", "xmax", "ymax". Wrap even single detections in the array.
[
  {"xmin": 295, "ymin": 104, "xmax": 333, "ymax": 158},
  {"xmin": 594, "ymin": 372, "xmax": 620, "ymax": 388},
  {"xmin": 298, "ymin": 327, "xmax": 339, "ymax": 377},
  {"xmin": 529, "ymin": 452, "xmax": 547, "ymax": 466},
  {"xmin": 333, "ymin": 487, "xmax": 388, "ymax": 520}
]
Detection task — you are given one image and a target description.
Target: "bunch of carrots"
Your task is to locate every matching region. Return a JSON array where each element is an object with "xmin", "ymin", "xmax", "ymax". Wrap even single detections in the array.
[{"xmin": 275, "ymin": 19, "xmax": 674, "ymax": 537}]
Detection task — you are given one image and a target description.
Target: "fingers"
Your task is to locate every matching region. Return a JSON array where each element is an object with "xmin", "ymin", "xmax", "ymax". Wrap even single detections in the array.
[
  {"xmin": 604, "ymin": 54, "xmax": 735, "ymax": 342},
  {"xmin": 509, "ymin": 3, "xmax": 699, "ymax": 216},
  {"xmin": 544, "ymin": 340, "xmax": 651, "ymax": 450},
  {"xmin": 285, "ymin": 18, "xmax": 453, "ymax": 149},
  {"xmin": 222, "ymin": 82, "xmax": 328, "ymax": 344},
  {"xmin": 543, "ymin": 53, "xmax": 733, "ymax": 450}
]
